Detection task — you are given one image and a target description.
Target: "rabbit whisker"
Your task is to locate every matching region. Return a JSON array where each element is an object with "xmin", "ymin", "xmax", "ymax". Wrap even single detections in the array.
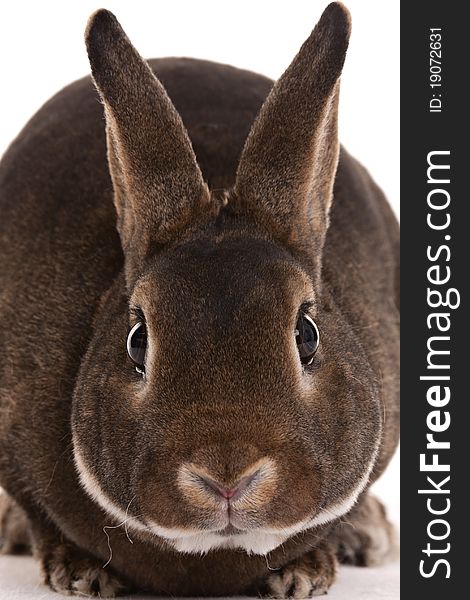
[
  {"xmin": 102, "ymin": 497, "xmax": 137, "ymax": 568},
  {"xmin": 264, "ymin": 553, "xmax": 281, "ymax": 571}
]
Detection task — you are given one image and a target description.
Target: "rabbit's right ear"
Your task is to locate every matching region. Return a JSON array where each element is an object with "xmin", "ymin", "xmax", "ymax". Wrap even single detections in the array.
[
  {"xmin": 85, "ymin": 10, "xmax": 209, "ymax": 282},
  {"xmin": 232, "ymin": 2, "xmax": 351, "ymax": 286}
]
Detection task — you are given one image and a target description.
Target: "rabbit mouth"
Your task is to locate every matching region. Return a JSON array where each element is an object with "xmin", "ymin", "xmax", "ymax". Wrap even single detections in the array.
[{"xmin": 218, "ymin": 524, "xmax": 244, "ymax": 535}]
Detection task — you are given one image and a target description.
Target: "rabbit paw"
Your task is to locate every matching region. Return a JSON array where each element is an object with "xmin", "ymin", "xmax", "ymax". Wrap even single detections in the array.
[
  {"xmin": 266, "ymin": 546, "xmax": 337, "ymax": 598},
  {"xmin": 331, "ymin": 494, "xmax": 398, "ymax": 566},
  {"xmin": 41, "ymin": 541, "xmax": 129, "ymax": 597},
  {"xmin": 0, "ymin": 493, "xmax": 32, "ymax": 555}
]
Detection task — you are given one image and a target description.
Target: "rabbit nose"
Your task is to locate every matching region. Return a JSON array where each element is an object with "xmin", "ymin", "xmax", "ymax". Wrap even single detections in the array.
[
  {"xmin": 177, "ymin": 457, "xmax": 278, "ymax": 509},
  {"xmin": 197, "ymin": 471, "xmax": 257, "ymax": 501}
]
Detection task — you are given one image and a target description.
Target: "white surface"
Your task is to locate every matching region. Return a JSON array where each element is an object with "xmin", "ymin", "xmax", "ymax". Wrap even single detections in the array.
[
  {"xmin": 371, "ymin": 447, "xmax": 400, "ymax": 527},
  {"xmin": 0, "ymin": 555, "xmax": 398, "ymax": 600},
  {"xmin": 0, "ymin": 0, "xmax": 399, "ymax": 218}
]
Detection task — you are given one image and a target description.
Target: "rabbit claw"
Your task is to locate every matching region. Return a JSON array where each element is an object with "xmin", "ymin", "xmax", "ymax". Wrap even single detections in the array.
[
  {"xmin": 266, "ymin": 545, "xmax": 337, "ymax": 598},
  {"xmin": 41, "ymin": 541, "xmax": 129, "ymax": 597}
]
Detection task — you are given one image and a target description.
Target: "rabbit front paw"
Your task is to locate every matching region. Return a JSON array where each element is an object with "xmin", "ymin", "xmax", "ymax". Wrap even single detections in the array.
[
  {"xmin": 41, "ymin": 541, "xmax": 129, "ymax": 597},
  {"xmin": 266, "ymin": 545, "xmax": 337, "ymax": 598}
]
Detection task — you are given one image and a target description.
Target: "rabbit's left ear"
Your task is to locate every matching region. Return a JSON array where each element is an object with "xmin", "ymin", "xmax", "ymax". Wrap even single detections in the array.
[
  {"xmin": 85, "ymin": 10, "xmax": 209, "ymax": 283},
  {"xmin": 232, "ymin": 2, "xmax": 351, "ymax": 282}
]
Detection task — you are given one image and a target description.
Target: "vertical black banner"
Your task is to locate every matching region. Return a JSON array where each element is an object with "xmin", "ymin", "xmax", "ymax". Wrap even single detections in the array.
[{"xmin": 401, "ymin": 1, "xmax": 467, "ymax": 597}]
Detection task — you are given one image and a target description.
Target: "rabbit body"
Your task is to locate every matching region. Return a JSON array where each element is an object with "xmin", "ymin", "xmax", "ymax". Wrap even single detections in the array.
[{"xmin": 0, "ymin": 5, "xmax": 399, "ymax": 597}]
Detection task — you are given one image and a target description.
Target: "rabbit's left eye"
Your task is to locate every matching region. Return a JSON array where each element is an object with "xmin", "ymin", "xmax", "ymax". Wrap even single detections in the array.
[
  {"xmin": 127, "ymin": 321, "xmax": 147, "ymax": 375},
  {"xmin": 295, "ymin": 314, "xmax": 320, "ymax": 365}
]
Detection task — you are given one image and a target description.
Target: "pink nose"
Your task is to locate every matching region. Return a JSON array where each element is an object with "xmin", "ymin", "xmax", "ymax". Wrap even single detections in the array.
[{"xmin": 198, "ymin": 472, "xmax": 257, "ymax": 501}]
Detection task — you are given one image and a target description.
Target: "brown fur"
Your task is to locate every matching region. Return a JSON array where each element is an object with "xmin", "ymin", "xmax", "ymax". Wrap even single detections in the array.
[{"xmin": 0, "ymin": 3, "xmax": 399, "ymax": 597}]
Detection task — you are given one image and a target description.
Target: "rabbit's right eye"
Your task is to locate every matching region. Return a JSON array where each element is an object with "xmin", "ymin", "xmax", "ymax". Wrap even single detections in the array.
[{"xmin": 127, "ymin": 321, "xmax": 147, "ymax": 375}]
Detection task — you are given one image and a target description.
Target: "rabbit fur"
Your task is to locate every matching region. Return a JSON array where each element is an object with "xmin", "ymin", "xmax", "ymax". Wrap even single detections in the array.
[{"xmin": 0, "ymin": 3, "xmax": 399, "ymax": 597}]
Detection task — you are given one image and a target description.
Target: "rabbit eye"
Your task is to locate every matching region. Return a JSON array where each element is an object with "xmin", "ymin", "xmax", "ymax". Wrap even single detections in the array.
[
  {"xmin": 295, "ymin": 314, "xmax": 320, "ymax": 365},
  {"xmin": 127, "ymin": 321, "xmax": 147, "ymax": 375}
]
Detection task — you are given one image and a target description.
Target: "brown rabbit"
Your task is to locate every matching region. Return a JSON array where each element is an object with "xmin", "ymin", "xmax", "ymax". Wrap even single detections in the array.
[{"xmin": 0, "ymin": 3, "xmax": 399, "ymax": 597}]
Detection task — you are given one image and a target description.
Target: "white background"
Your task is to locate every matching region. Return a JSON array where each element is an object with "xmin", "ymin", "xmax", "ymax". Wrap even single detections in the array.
[
  {"xmin": 0, "ymin": 1, "xmax": 399, "ymax": 596},
  {"xmin": 0, "ymin": 0, "xmax": 399, "ymax": 218}
]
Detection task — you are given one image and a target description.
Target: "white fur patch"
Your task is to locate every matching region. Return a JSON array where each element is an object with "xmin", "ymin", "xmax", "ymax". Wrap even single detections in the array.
[{"xmin": 145, "ymin": 519, "xmax": 306, "ymax": 555}]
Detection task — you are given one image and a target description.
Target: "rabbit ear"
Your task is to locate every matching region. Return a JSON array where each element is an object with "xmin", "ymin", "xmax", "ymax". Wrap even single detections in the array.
[
  {"xmin": 85, "ymin": 10, "xmax": 209, "ymax": 275},
  {"xmin": 232, "ymin": 2, "xmax": 351, "ymax": 282}
]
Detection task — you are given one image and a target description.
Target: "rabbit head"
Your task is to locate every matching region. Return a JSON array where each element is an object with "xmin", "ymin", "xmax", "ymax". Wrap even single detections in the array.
[{"xmin": 72, "ymin": 3, "xmax": 382, "ymax": 556}]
